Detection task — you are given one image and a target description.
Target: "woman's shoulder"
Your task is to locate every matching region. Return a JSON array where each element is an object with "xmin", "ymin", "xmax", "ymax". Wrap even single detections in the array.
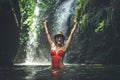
[{"xmin": 50, "ymin": 43, "xmax": 56, "ymax": 49}]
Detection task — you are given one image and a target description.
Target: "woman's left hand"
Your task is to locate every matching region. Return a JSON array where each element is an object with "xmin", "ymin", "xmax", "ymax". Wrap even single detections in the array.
[
  {"xmin": 43, "ymin": 20, "xmax": 47, "ymax": 24},
  {"xmin": 74, "ymin": 19, "xmax": 78, "ymax": 24}
]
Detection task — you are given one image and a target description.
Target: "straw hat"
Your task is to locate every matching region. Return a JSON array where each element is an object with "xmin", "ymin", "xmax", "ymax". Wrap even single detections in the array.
[{"xmin": 54, "ymin": 31, "xmax": 65, "ymax": 40}]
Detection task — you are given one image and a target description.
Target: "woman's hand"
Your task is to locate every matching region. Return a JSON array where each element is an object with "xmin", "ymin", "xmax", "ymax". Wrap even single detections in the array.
[
  {"xmin": 43, "ymin": 20, "xmax": 47, "ymax": 24},
  {"xmin": 74, "ymin": 19, "xmax": 78, "ymax": 24}
]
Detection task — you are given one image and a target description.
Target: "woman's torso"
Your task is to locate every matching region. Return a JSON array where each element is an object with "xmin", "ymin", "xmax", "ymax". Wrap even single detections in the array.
[{"xmin": 50, "ymin": 45, "xmax": 65, "ymax": 69}]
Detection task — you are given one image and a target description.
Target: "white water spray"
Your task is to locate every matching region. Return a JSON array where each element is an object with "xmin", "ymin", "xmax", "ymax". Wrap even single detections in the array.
[
  {"xmin": 25, "ymin": 6, "xmax": 40, "ymax": 63},
  {"xmin": 53, "ymin": 0, "xmax": 74, "ymax": 35},
  {"xmin": 24, "ymin": 5, "xmax": 49, "ymax": 65}
]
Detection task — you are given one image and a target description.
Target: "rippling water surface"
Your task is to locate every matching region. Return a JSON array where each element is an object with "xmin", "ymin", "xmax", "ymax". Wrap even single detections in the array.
[{"xmin": 0, "ymin": 64, "xmax": 120, "ymax": 80}]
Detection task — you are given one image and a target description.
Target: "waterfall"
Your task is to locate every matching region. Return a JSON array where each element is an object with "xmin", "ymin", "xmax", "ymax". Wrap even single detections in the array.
[
  {"xmin": 53, "ymin": 0, "xmax": 75, "ymax": 36},
  {"xmin": 14, "ymin": 0, "xmax": 76, "ymax": 65},
  {"xmin": 22, "ymin": 4, "xmax": 47, "ymax": 65},
  {"xmin": 25, "ymin": 6, "xmax": 40, "ymax": 63}
]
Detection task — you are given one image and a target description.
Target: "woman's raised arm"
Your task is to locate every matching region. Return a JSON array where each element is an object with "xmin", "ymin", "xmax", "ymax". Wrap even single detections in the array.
[
  {"xmin": 64, "ymin": 19, "xmax": 78, "ymax": 51},
  {"xmin": 43, "ymin": 20, "xmax": 54, "ymax": 47}
]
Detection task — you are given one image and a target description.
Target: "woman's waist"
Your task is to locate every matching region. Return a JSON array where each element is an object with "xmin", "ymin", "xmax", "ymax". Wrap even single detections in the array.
[{"xmin": 51, "ymin": 55, "xmax": 61, "ymax": 58}]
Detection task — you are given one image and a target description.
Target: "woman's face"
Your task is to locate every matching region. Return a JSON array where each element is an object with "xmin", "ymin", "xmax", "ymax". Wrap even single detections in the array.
[{"xmin": 55, "ymin": 36, "xmax": 64, "ymax": 45}]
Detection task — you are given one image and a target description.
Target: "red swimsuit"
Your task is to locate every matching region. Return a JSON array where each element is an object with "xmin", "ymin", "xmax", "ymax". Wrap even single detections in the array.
[{"xmin": 50, "ymin": 50, "xmax": 64, "ymax": 69}]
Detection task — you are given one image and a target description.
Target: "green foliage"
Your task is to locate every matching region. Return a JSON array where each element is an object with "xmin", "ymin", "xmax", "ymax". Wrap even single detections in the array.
[
  {"xmin": 19, "ymin": 0, "xmax": 36, "ymax": 25},
  {"xmin": 18, "ymin": 0, "xmax": 36, "ymax": 45},
  {"xmin": 79, "ymin": 14, "xmax": 87, "ymax": 31},
  {"xmin": 80, "ymin": 14, "xmax": 86, "ymax": 24},
  {"xmin": 42, "ymin": 0, "xmax": 53, "ymax": 8},
  {"xmin": 18, "ymin": 0, "xmax": 54, "ymax": 45},
  {"xmin": 95, "ymin": 21, "xmax": 105, "ymax": 32},
  {"xmin": 75, "ymin": 0, "xmax": 83, "ymax": 18}
]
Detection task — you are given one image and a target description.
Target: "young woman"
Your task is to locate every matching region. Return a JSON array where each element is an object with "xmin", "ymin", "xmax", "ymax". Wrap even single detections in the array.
[{"xmin": 43, "ymin": 19, "xmax": 78, "ymax": 70}]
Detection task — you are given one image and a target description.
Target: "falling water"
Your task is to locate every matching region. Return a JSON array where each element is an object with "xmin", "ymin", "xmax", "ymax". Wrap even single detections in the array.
[
  {"xmin": 24, "ymin": 4, "xmax": 46, "ymax": 65},
  {"xmin": 52, "ymin": 0, "xmax": 75, "ymax": 36}
]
